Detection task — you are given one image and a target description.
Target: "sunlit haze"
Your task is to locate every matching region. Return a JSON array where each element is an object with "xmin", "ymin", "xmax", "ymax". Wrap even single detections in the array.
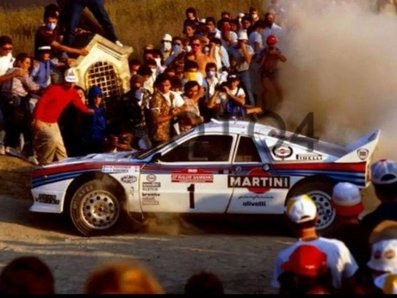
[{"xmin": 267, "ymin": 0, "xmax": 397, "ymax": 160}]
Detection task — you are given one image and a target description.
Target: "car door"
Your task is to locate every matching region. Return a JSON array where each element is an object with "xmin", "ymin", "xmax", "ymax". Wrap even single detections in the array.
[
  {"xmin": 140, "ymin": 134, "xmax": 236, "ymax": 213},
  {"xmin": 226, "ymin": 135, "xmax": 290, "ymax": 214}
]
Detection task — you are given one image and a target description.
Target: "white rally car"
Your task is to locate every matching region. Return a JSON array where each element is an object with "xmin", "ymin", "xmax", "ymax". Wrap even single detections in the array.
[{"xmin": 30, "ymin": 120, "xmax": 380, "ymax": 236}]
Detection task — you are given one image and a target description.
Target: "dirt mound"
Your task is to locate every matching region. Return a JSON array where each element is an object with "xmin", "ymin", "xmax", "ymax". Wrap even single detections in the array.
[{"xmin": 0, "ymin": 155, "xmax": 34, "ymax": 201}]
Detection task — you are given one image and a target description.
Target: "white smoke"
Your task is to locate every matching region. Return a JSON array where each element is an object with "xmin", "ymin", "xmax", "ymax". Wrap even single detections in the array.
[{"xmin": 270, "ymin": 0, "xmax": 397, "ymax": 160}]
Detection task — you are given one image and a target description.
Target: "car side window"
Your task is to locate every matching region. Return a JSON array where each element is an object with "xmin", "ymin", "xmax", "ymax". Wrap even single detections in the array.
[
  {"xmin": 234, "ymin": 136, "xmax": 261, "ymax": 162},
  {"xmin": 161, "ymin": 135, "xmax": 233, "ymax": 162}
]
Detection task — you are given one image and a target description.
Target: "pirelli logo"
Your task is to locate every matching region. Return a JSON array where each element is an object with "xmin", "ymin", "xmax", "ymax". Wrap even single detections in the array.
[
  {"xmin": 296, "ymin": 154, "xmax": 323, "ymax": 161},
  {"xmin": 228, "ymin": 175, "xmax": 290, "ymax": 188}
]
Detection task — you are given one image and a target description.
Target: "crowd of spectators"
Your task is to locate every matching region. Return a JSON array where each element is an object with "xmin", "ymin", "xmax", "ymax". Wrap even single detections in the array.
[
  {"xmin": 1, "ymin": 0, "xmax": 397, "ymax": 295},
  {"xmin": 0, "ymin": 0, "xmax": 292, "ymax": 165}
]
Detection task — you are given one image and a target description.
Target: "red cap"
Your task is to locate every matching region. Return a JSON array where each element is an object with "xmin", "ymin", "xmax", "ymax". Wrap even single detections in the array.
[
  {"xmin": 331, "ymin": 200, "xmax": 364, "ymax": 218},
  {"xmin": 282, "ymin": 245, "xmax": 328, "ymax": 277},
  {"xmin": 266, "ymin": 34, "xmax": 278, "ymax": 46}
]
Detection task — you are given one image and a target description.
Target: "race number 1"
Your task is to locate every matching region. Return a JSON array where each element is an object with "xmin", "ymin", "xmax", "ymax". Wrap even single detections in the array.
[{"xmin": 187, "ymin": 184, "xmax": 195, "ymax": 209}]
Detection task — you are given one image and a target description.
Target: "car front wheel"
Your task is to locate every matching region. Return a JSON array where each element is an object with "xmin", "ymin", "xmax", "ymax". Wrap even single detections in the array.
[{"xmin": 69, "ymin": 180, "xmax": 124, "ymax": 236}]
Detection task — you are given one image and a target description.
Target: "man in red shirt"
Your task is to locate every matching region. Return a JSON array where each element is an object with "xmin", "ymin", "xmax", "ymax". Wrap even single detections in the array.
[{"xmin": 33, "ymin": 68, "xmax": 94, "ymax": 165}]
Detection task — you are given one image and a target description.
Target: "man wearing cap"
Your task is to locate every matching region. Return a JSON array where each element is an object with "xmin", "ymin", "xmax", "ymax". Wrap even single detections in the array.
[
  {"xmin": 32, "ymin": 46, "xmax": 56, "ymax": 91},
  {"xmin": 258, "ymin": 34, "xmax": 287, "ymax": 111},
  {"xmin": 359, "ymin": 220, "xmax": 397, "ymax": 294},
  {"xmin": 360, "ymin": 159, "xmax": 397, "ymax": 233},
  {"xmin": 271, "ymin": 194, "xmax": 359, "ymax": 293},
  {"xmin": 279, "ymin": 244, "xmax": 334, "ymax": 294},
  {"xmin": 327, "ymin": 182, "xmax": 368, "ymax": 267},
  {"xmin": 32, "ymin": 68, "xmax": 94, "ymax": 165},
  {"xmin": 359, "ymin": 159, "xmax": 397, "ymax": 271},
  {"xmin": 228, "ymin": 31, "xmax": 255, "ymax": 107}
]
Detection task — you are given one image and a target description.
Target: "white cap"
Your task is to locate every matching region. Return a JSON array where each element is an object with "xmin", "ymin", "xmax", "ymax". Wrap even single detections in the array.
[
  {"xmin": 37, "ymin": 45, "xmax": 51, "ymax": 51},
  {"xmin": 237, "ymin": 12, "xmax": 245, "ymax": 18},
  {"xmin": 162, "ymin": 33, "xmax": 172, "ymax": 42},
  {"xmin": 374, "ymin": 272, "xmax": 397, "ymax": 294},
  {"xmin": 237, "ymin": 30, "xmax": 248, "ymax": 40},
  {"xmin": 331, "ymin": 182, "xmax": 363, "ymax": 217},
  {"xmin": 285, "ymin": 194, "xmax": 317, "ymax": 224},
  {"xmin": 367, "ymin": 239, "xmax": 397, "ymax": 272},
  {"xmin": 64, "ymin": 68, "xmax": 78, "ymax": 83},
  {"xmin": 371, "ymin": 159, "xmax": 397, "ymax": 185}
]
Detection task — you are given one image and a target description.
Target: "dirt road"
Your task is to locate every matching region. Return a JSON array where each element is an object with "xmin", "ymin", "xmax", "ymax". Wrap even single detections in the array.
[{"xmin": 0, "ymin": 192, "xmax": 294, "ymax": 294}]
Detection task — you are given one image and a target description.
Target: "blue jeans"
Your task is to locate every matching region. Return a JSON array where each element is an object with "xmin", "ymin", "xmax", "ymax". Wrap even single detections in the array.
[
  {"xmin": 64, "ymin": 0, "xmax": 118, "ymax": 45},
  {"xmin": 238, "ymin": 70, "xmax": 256, "ymax": 106}
]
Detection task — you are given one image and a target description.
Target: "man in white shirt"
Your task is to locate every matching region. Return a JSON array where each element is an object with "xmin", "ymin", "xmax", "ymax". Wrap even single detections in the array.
[
  {"xmin": 271, "ymin": 194, "xmax": 359, "ymax": 294},
  {"xmin": 229, "ymin": 31, "xmax": 255, "ymax": 106},
  {"xmin": 262, "ymin": 12, "xmax": 284, "ymax": 50}
]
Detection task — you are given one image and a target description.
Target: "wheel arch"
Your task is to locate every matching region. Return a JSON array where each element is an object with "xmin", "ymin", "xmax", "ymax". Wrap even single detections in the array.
[
  {"xmin": 285, "ymin": 175, "xmax": 337, "ymax": 204},
  {"xmin": 64, "ymin": 172, "xmax": 127, "ymax": 213}
]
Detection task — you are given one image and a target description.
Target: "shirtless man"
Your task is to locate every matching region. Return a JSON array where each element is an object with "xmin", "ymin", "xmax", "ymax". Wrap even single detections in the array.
[
  {"xmin": 190, "ymin": 36, "xmax": 215, "ymax": 77},
  {"xmin": 259, "ymin": 34, "xmax": 287, "ymax": 111}
]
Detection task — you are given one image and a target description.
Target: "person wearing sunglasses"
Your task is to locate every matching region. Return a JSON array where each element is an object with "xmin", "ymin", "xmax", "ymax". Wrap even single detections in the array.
[
  {"xmin": 0, "ymin": 36, "xmax": 26, "ymax": 84},
  {"xmin": 189, "ymin": 36, "xmax": 215, "ymax": 77}
]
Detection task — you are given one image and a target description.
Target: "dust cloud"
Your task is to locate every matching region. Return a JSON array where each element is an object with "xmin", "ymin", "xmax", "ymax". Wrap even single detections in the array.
[{"xmin": 271, "ymin": 0, "xmax": 397, "ymax": 160}]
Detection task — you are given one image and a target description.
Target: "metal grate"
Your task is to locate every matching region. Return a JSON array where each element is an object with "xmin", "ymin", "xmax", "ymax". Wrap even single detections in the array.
[{"xmin": 85, "ymin": 61, "xmax": 123, "ymax": 109}]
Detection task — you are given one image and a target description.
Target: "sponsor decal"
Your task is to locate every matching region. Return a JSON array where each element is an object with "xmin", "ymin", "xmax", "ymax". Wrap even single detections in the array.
[
  {"xmin": 238, "ymin": 195, "xmax": 274, "ymax": 200},
  {"xmin": 146, "ymin": 174, "xmax": 157, "ymax": 182},
  {"xmin": 36, "ymin": 193, "xmax": 59, "ymax": 204},
  {"xmin": 357, "ymin": 148, "xmax": 369, "ymax": 160},
  {"xmin": 142, "ymin": 193, "xmax": 160, "ymax": 197},
  {"xmin": 272, "ymin": 145, "xmax": 293, "ymax": 159},
  {"xmin": 228, "ymin": 168, "xmax": 290, "ymax": 194},
  {"xmin": 296, "ymin": 154, "xmax": 323, "ymax": 161},
  {"xmin": 142, "ymin": 200, "xmax": 160, "ymax": 205},
  {"xmin": 143, "ymin": 187, "xmax": 159, "ymax": 191},
  {"xmin": 102, "ymin": 165, "xmax": 137, "ymax": 173},
  {"xmin": 243, "ymin": 201, "xmax": 266, "ymax": 206},
  {"xmin": 120, "ymin": 175, "xmax": 137, "ymax": 183},
  {"xmin": 142, "ymin": 193, "xmax": 160, "ymax": 205},
  {"xmin": 142, "ymin": 182, "xmax": 161, "ymax": 191},
  {"xmin": 171, "ymin": 169, "xmax": 214, "ymax": 183}
]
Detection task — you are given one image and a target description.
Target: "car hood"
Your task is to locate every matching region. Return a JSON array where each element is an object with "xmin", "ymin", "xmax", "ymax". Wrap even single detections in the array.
[{"xmin": 40, "ymin": 150, "xmax": 142, "ymax": 168}]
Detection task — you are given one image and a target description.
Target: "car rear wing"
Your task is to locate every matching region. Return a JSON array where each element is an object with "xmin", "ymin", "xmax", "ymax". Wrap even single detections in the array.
[{"xmin": 336, "ymin": 129, "xmax": 381, "ymax": 163}]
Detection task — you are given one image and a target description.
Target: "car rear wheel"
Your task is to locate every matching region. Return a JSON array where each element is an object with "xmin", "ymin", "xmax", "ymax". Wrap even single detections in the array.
[
  {"xmin": 287, "ymin": 180, "xmax": 337, "ymax": 234},
  {"xmin": 69, "ymin": 179, "xmax": 124, "ymax": 236}
]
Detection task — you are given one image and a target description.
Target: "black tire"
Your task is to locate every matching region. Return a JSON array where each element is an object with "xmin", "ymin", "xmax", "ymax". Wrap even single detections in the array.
[
  {"xmin": 287, "ymin": 179, "xmax": 337, "ymax": 234},
  {"xmin": 69, "ymin": 179, "xmax": 125, "ymax": 236}
]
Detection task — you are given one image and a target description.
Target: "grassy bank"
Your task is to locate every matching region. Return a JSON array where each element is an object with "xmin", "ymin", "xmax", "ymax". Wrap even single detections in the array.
[{"xmin": 1, "ymin": 0, "xmax": 267, "ymax": 59}]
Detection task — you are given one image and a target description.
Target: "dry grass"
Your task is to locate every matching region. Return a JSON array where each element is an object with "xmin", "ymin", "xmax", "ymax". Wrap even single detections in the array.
[{"xmin": 1, "ymin": 0, "xmax": 267, "ymax": 59}]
